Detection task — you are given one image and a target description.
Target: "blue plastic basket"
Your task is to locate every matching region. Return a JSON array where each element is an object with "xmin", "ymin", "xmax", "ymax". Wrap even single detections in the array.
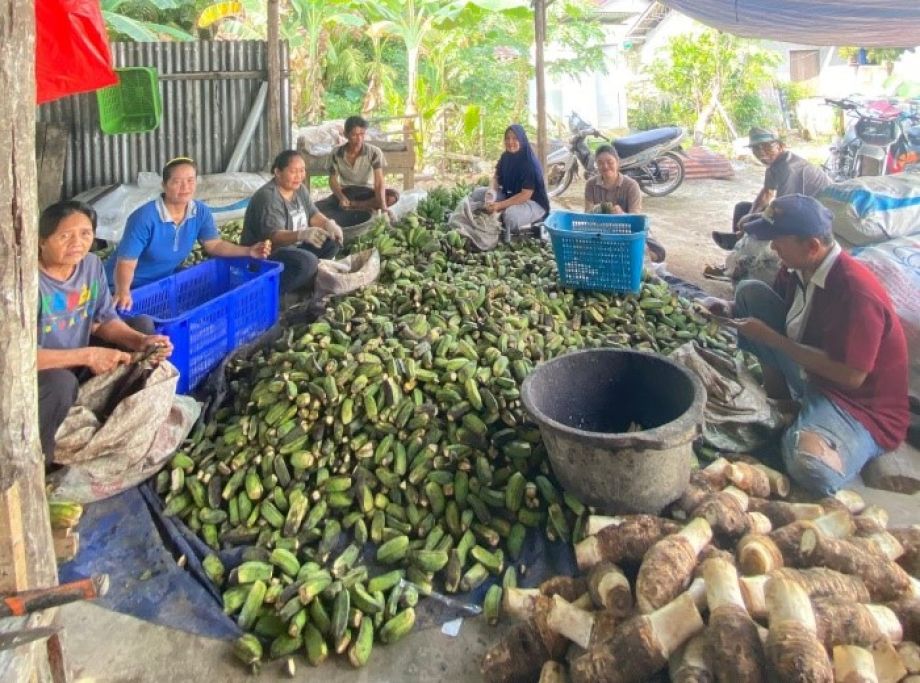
[
  {"xmin": 545, "ymin": 210, "xmax": 648, "ymax": 294},
  {"xmin": 129, "ymin": 258, "xmax": 282, "ymax": 394}
]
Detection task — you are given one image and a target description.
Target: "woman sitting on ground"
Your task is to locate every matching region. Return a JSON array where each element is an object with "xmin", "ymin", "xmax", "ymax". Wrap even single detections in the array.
[
  {"xmin": 38, "ymin": 201, "xmax": 173, "ymax": 463},
  {"xmin": 315, "ymin": 115, "xmax": 399, "ymax": 220},
  {"xmin": 583, "ymin": 144, "xmax": 666, "ymax": 263},
  {"xmin": 107, "ymin": 156, "xmax": 270, "ymax": 312},
  {"xmin": 241, "ymin": 150, "xmax": 343, "ymax": 296},
  {"xmin": 472, "ymin": 124, "xmax": 550, "ymax": 234}
]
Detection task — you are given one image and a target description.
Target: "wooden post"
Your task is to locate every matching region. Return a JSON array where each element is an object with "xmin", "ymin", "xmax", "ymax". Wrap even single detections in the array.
[
  {"xmin": 533, "ymin": 0, "xmax": 548, "ymax": 166},
  {"xmin": 266, "ymin": 0, "xmax": 282, "ymax": 161},
  {"xmin": 1, "ymin": 0, "xmax": 61, "ymax": 679}
]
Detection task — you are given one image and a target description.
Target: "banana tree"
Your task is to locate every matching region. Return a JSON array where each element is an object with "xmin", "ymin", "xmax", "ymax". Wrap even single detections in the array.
[
  {"xmin": 363, "ymin": 0, "xmax": 528, "ymax": 125},
  {"xmin": 101, "ymin": 0, "xmax": 195, "ymax": 41},
  {"xmin": 288, "ymin": 0, "xmax": 365, "ymax": 123},
  {"xmin": 361, "ymin": 22, "xmax": 397, "ymax": 116}
]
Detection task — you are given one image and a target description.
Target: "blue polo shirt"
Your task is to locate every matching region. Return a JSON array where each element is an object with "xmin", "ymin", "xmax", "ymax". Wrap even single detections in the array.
[{"xmin": 107, "ymin": 197, "xmax": 219, "ymax": 288}]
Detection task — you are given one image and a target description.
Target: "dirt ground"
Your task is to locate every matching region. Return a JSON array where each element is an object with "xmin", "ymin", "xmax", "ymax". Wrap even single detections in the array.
[{"xmin": 551, "ymin": 160, "xmax": 766, "ymax": 300}]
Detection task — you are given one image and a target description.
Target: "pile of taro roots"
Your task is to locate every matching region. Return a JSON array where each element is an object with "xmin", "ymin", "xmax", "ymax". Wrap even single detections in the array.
[{"xmin": 481, "ymin": 457, "xmax": 920, "ymax": 683}]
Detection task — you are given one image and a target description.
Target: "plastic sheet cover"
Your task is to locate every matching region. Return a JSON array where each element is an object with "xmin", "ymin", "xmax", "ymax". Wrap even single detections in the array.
[
  {"xmin": 661, "ymin": 0, "xmax": 920, "ymax": 48},
  {"xmin": 36, "ymin": 0, "xmax": 117, "ymax": 104}
]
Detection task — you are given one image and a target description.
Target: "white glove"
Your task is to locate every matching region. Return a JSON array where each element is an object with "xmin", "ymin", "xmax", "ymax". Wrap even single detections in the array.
[
  {"xmin": 296, "ymin": 227, "xmax": 328, "ymax": 248},
  {"xmin": 326, "ymin": 220, "xmax": 344, "ymax": 244}
]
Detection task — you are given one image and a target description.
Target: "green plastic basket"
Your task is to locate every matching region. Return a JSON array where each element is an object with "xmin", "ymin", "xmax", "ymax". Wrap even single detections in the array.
[{"xmin": 96, "ymin": 67, "xmax": 162, "ymax": 135}]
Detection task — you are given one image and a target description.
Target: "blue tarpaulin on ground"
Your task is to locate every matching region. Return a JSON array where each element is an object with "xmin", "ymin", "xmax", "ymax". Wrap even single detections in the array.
[{"xmin": 58, "ymin": 480, "xmax": 575, "ymax": 639}]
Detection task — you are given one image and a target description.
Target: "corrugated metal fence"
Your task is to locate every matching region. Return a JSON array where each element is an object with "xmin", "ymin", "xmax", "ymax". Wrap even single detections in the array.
[{"xmin": 38, "ymin": 40, "xmax": 290, "ymax": 198}]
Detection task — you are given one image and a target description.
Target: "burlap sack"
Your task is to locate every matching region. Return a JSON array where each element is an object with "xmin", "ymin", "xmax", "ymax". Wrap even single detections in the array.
[
  {"xmin": 313, "ymin": 248, "xmax": 381, "ymax": 300},
  {"xmin": 48, "ymin": 361, "xmax": 200, "ymax": 503}
]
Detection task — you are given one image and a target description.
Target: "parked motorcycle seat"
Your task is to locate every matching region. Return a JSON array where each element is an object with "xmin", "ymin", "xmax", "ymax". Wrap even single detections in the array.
[{"xmin": 613, "ymin": 127, "xmax": 682, "ymax": 160}]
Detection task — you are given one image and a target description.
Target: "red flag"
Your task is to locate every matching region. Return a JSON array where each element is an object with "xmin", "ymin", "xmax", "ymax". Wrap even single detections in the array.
[{"xmin": 36, "ymin": 0, "xmax": 117, "ymax": 104}]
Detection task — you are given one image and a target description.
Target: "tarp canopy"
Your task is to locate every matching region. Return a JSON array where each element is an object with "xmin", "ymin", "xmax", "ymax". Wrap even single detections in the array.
[{"xmin": 661, "ymin": 0, "xmax": 920, "ymax": 48}]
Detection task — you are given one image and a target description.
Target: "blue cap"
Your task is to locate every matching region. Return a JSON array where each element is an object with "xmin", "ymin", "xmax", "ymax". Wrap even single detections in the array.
[{"xmin": 744, "ymin": 194, "xmax": 833, "ymax": 240}]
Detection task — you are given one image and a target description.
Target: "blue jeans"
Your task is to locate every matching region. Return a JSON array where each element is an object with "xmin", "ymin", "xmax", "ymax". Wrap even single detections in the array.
[{"xmin": 734, "ymin": 279, "xmax": 884, "ymax": 495}]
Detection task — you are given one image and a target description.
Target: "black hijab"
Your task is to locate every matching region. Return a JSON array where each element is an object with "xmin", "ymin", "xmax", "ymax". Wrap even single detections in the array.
[{"xmin": 495, "ymin": 124, "xmax": 550, "ymax": 213}]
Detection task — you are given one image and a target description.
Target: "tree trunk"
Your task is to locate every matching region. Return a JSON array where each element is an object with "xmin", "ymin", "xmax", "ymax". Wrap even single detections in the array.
[
  {"xmin": 0, "ymin": 0, "xmax": 60, "ymax": 680},
  {"xmin": 266, "ymin": 0, "xmax": 282, "ymax": 162},
  {"xmin": 693, "ymin": 83, "xmax": 721, "ymax": 145},
  {"xmin": 405, "ymin": 44, "xmax": 420, "ymax": 119},
  {"xmin": 534, "ymin": 0, "xmax": 548, "ymax": 166}
]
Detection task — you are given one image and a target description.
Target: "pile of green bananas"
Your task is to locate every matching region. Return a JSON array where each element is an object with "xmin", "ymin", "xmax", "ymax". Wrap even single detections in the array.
[{"xmin": 157, "ymin": 188, "xmax": 735, "ymax": 673}]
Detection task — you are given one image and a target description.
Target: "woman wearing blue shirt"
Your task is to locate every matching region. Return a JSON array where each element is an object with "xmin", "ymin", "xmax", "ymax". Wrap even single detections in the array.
[{"xmin": 108, "ymin": 157, "xmax": 270, "ymax": 311}]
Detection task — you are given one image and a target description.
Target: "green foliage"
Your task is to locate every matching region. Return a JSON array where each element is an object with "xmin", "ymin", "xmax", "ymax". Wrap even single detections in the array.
[
  {"xmin": 645, "ymin": 29, "xmax": 780, "ymax": 141},
  {"xmin": 101, "ymin": 0, "xmax": 196, "ymax": 41},
  {"xmin": 837, "ymin": 47, "xmax": 907, "ymax": 66}
]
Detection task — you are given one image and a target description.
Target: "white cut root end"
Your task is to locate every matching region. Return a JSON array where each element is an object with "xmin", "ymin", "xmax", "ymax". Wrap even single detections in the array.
[
  {"xmin": 700, "ymin": 458, "xmax": 731, "ymax": 487},
  {"xmin": 896, "ymin": 641, "xmax": 920, "ymax": 674},
  {"xmin": 810, "ymin": 510, "xmax": 857, "ymax": 539},
  {"xmin": 574, "ymin": 537, "xmax": 601, "ymax": 571},
  {"xmin": 738, "ymin": 534, "xmax": 783, "ymax": 576},
  {"xmin": 862, "ymin": 532, "xmax": 905, "ymax": 561},
  {"xmin": 835, "ymin": 489, "xmax": 866, "ymax": 513},
  {"xmin": 859, "ymin": 505, "xmax": 889, "ymax": 529},
  {"xmin": 754, "ymin": 463, "xmax": 790, "ymax": 497},
  {"xmin": 503, "ymin": 587, "xmax": 541, "ymax": 620},
  {"xmin": 669, "ymin": 633, "xmax": 712, "ymax": 680},
  {"xmin": 739, "ymin": 575, "xmax": 769, "ymax": 621},
  {"xmin": 863, "ymin": 604, "xmax": 903, "ymax": 644},
  {"xmin": 646, "ymin": 592, "xmax": 705, "ymax": 658},
  {"xmin": 833, "ymin": 645, "xmax": 879, "ymax": 683},
  {"xmin": 702, "ymin": 557, "xmax": 746, "ymax": 612},
  {"xmin": 721, "ymin": 485, "xmax": 750, "ymax": 511},
  {"xmin": 746, "ymin": 512, "xmax": 773, "ymax": 535},
  {"xmin": 682, "ymin": 517, "xmax": 714, "ymax": 555},
  {"xmin": 766, "ymin": 576, "xmax": 817, "ymax": 634},
  {"xmin": 686, "ymin": 577, "xmax": 707, "ymax": 612},
  {"xmin": 546, "ymin": 595, "xmax": 595, "ymax": 650},
  {"xmin": 538, "ymin": 661, "xmax": 568, "ymax": 683},
  {"xmin": 585, "ymin": 515, "xmax": 623, "ymax": 537},
  {"xmin": 871, "ymin": 638, "xmax": 908, "ymax": 683}
]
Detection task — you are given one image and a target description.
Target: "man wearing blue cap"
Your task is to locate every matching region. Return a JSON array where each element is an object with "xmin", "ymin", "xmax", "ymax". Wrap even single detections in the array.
[
  {"xmin": 707, "ymin": 194, "xmax": 908, "ymax": 494},
  {"xmin": 711, "ymin": 127, "xmax": 830, "ymax": 251}
]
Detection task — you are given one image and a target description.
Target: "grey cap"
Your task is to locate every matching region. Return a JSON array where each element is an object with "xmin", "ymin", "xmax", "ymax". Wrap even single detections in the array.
[{"xmin": 747, "ymin": 127, "xmax": 780, "ymax": 147}]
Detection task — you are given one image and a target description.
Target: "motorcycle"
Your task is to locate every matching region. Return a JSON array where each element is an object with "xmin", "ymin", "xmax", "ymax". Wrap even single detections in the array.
[
  {"xmin": 544, "ymin": 112, "xmax": 687, "ymax": 198},
  {"xmin": 823, "ymin": 97, "xmax": 920, "ymax": 180}
]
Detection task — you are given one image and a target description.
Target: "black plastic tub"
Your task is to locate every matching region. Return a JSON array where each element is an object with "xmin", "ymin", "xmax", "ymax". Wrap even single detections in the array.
[{"xmin": 521, "ymin": 349, "xmax": 704, "ymax": 514}]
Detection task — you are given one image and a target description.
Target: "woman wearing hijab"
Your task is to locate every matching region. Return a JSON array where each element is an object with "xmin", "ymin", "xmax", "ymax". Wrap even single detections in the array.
[{"xmin": 473, "ymin": 124, "xmax": 550, "ymax": 233}]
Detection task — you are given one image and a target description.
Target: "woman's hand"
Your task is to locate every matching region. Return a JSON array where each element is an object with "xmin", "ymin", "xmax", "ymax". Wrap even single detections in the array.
[
  {"xmin": 611, "ymin": 205, "xmax": 625, "ymax": 215},
  {"xmin": 113, "ymin": 290, "xmax": 133, "ymax": 312},
  {"xmin": 483, "ymin": 201, "xmax": 499, "ymax": 214},
  {"xmin": 84, "ymin": 347, "xmax": 133, "ymax": 375},
  {"xmin": 700, "ymin": 296, "xmax": 733, "ymax": 317},
  {"xmin": 249, "ymin": 240, "xmax": 271, "ymax": 259},
  {"xmin": 140, "ymin": 335, "xmax": 173, "ymax": 363},
  {"xmin": 338, "ymin": 195, "xmax": 351, "ymax": 209}
]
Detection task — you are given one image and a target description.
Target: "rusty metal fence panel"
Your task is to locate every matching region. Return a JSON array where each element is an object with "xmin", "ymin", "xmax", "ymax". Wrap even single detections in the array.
[{"xmin": 38, "ymin": 40, "xmax": 290, "ymax": 198}]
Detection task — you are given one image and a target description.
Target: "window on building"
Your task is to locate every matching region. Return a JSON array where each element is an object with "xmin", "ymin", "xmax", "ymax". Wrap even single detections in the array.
[{"xmin": 790, "ymin": 49, "xmax": 820, "ymax": 81}]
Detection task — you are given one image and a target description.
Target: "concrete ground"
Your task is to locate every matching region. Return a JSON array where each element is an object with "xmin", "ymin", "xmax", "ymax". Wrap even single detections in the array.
[{"xmin": 58, "ymin": 161, "xmax": 920, "ymax": 682}]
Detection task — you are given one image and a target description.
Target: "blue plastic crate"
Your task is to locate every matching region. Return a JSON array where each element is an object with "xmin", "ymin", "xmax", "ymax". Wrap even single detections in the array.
[
  {"xmin": 545, "ymin": 210, "xmax": 648, "ymax": 294},
  {"xmin": 128, "ymin": 258, "xmax": 282, "ymax": 394}
]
